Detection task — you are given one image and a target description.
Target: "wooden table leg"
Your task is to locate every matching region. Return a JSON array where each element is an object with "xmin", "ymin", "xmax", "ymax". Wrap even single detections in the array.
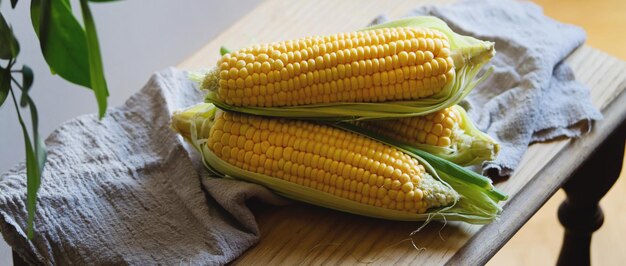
[{"xmin": 556, "ymin": 123, "xmax": 625, "ymax": 266}]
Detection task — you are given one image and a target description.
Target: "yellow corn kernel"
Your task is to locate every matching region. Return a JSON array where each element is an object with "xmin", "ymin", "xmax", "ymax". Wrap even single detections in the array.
[
  {"xmin": 209, "ymin": 27, "xmax": 454, "ymax": 107},
  {"xmin": 187, "ymin": 109, "xmax": 454, "ymax": 213},
  {"xmin": 356, "ymin": 106, "xmax": 461, "ymax": 149}
]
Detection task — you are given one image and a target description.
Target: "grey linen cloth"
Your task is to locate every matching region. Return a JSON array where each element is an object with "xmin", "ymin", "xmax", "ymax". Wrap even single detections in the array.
[
  {"xmin": 0, "ymin": 69, "xmax": 287, "ymax": 265},
  {"xmin": 0, "ymin": 0, "xmax": 602, "ymax": 264}
]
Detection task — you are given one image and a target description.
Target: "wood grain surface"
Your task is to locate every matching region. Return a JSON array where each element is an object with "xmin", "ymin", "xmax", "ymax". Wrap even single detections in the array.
[{"xmin": 177, "ymin": 0, "xmax": 626, "ymax": 264}]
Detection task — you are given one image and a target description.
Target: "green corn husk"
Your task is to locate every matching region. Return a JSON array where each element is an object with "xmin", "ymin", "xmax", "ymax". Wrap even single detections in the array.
[
  {"xmin": 332, "ymin": 120, "xmax": 507, "ymax": 201},
  {"xmin": 344, "ymin": 105, "xmax": 500, "ymax": 166},
  {"xmin": 172, "ymin": 103, "xmax": 507, "ymax": 224},
  {"xmin": 198, "ymin": 16, "xmax": 495, "ymax": 121}
]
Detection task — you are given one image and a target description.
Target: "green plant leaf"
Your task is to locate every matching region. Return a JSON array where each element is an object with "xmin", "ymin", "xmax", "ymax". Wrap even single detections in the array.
[
  {"xmin": 24, "ymin": 95, "xmax": 46, "ymax": 182},
  {"xmin": 9, "ymin": 65, "xmax": 47, "ymax": 239},
  {"xmin": 31, "ymin": 0, "xmax": 109, "ymax": 118},
  {"xmin": 23, "ymin": 95, "xmax": 45, "ymax": 239},
  {"xmin": 0, "ymin": 67, "xmax": 10, "ymax": 106},
  {"xmin": 79, "ymin": 0, "xmax": 109, "ymax": 118},
  {"xmin": 30, "ymin": 0, "xmax": 91, "ymax": 88},
  {"xmin": 23, "ymin": 123, "xmax": 39, "ymax": 240},
  {"xmin": 12, "ymin": 72, "xmax": 45, "ymax": 177},
  {"xmin": 8, "ymin": 87, "xmax": 42, "ymax": 239},
  {"xmin": 11, "ymin": 0, "xmax": 18, "ymax": 8},
  {"xmin": 19, "ymin": 65, "xmax": 33, "ymax": 107},
  {"xmin": 0, "ymin": 13, "xmax": 20, "ymax": 59}
]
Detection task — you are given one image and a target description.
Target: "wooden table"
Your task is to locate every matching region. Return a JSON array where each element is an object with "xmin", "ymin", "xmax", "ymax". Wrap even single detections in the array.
[{"xmin": 174, "ymin": 0, "xmax": 626, "ymax": 265}]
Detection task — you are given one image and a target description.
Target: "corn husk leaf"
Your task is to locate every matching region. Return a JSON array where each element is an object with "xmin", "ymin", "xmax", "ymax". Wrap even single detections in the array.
[
  {"xmin": 172, "ymin": 103, "xmax": 506, "ymax": 224},
  {"xmin": 202, "ymin": 16, "xmax": 494, "ymax": 121},
  {"xmin": 332, "ymin": 120, "xmax": 507, "ymax": 201}
]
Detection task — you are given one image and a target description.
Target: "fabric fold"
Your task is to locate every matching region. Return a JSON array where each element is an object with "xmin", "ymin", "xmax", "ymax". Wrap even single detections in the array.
[{"xmin": 0, "ymin": 69, "xmax": 286, "ymax": 265}]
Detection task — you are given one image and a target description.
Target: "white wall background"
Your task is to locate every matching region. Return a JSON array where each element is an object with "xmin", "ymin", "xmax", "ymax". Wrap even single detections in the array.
[{"xmin": 0, "ymin": 0, "xmax": 261, "ymax": 264}]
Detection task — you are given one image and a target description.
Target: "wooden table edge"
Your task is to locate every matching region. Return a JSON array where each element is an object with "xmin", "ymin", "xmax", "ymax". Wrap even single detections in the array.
[{"xmin": 447, "ymin": 74, "xmax": 626, "ymax": 265}]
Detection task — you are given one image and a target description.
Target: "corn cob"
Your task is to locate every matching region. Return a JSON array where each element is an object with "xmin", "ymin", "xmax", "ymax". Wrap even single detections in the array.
[
  {"xmin": 173, "ymin": 104, "xmax": 456, "ymax": 213},
  {"xmin": 199, "ymin": 16, "xmax": 495, "ymax": 120},
  {"xmin": 209, "ymin": 27, "xmax": 455, "ymax": 107},
  {"xmin": 350, "ymin": 105, "xmax": 499, "ymax": 166},
  {"xmin": 172, "ymin": 103, "xmax": 507, "ymax": 223}
]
